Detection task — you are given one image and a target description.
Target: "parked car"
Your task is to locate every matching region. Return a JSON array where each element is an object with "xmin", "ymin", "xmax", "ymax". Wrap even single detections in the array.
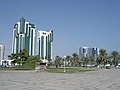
[
  {"xmin": 116, "ymin": 64, "xmax": 120, "ymax": 69},
  {"xmin": 105, "ymin": 64, "xmax": 111, "ymax": 69}
]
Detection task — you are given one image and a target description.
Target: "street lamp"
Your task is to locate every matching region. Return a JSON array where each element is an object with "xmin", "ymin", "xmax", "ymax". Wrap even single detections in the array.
[{"xmin": 63, "ymin": 56, "xmax": 66, "ymax": 72}]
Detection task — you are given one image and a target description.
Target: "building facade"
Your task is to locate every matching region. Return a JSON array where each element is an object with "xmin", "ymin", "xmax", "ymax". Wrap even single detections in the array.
[
  {"xmin": 38, "ymin": 30, "xmax": 53, "ymax": 62},
  {"xmin": 79, "ymin": 46, "xmax": 99, "ymax": 58},
  {"xmin": 12, "ymin": 17, "xmax": 36, "ymax": 56},
  {"xmin": 0, "ymin": 45, "xmax": 5, "ymax": 65}
]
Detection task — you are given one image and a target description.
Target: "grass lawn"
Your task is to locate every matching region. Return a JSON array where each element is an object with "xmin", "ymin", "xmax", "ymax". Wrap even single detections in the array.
[
  {"xmin": 46, "ymin": 67, "xmax": 96, "ymax": 73},
  {"xmin": 0, "ymin": 63, "xmax": 35, "ymax": 70},
  {"xmin": 0, "ymin": 65, "xmax": 96, "ymax": 73}
]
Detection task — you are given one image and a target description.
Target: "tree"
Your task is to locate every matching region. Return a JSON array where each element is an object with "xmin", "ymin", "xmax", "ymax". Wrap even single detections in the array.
[
  {"xmin": 89, "ymin": 56, "xmax": 95, "ymax": 65},
  {"xmin": 65, "ymin": 55, "xmax": 71, "ymax": 66},
  {"xmin": 19, "ymin": 49, "xmax": 28, "ymax": 65},
  {"xmin": 83, "ymin": 57, "xmax": 89, "ymax": 66},
  {"xmin": 72, "ymin": 53, "xmax": 80, "ymax": 66},
  {"xmin": 72, "ymin": 53, "xmax": 78, "ymax": 57},
  {"xmin": 98, "ymin": 49, "xmax": 108, "ymax": 65},
  {"xmin": 8, "ymin": 53, "xmax": 16, "ymax": 60},
  {"xmin": 8, "ymin": 49, "xmax": 28, "ymax": 66},
  {"xmin": 96, "ymin": 56, "xmax": 101, "ymax": 65},
  {"xmin": 111, "ymin": 51, "xmax": 119, "ymax": 66},
  {"xmin": 54, "ymin": 56, "xmax": 62, "ymax": 68},
  {"xmin": 27, "ymin": 55, "xmax": 40, "ymax": 64},
  {"xmin": 8, "ymin": 53, "xmax": 18, "ymax": 65}
]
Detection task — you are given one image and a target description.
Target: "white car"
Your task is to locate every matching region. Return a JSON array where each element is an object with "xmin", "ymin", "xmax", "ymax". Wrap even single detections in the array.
[{"xmin": 116, "ymin": 65, "xmax": 120, "ymax": 69}]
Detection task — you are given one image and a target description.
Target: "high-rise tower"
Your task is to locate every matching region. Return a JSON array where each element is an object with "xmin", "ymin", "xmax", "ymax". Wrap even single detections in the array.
[
  {"xmin": 38, "ymin": 30, "xmax": 53, "ymax": 62},
  {"xmin": 12, "ymin": 17, "xmax": 36, "ymax": 55},
  {"xmin": 79, "ymin": 46, "xmax": 99, "ymax": 58},
  {"xmin": 0, "ymin": 45, "xmax": 5, "ymax": 65}
]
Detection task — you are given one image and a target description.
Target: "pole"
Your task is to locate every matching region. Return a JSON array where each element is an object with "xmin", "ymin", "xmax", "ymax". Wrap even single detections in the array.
[{"xmin": 63, "ymin": 60, "xmax": 66, "ymax": 72}]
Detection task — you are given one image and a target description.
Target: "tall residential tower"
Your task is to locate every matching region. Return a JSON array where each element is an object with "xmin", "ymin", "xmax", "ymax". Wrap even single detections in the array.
[
  {"xmin": 12, "ymin": 17, "xmax": 36, "ymax": 55},
  {"xmin": 38, "ymin": 30, "xmax": 53, "ymax": 62}
]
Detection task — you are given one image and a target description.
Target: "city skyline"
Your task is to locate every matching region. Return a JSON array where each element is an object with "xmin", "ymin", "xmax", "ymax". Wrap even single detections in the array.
[{"xmin": 0, "ymin": 0, "xmax": 120, "ymax": 58}]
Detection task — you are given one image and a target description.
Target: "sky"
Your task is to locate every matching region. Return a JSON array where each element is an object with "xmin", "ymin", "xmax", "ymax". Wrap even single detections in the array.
[{"xmin": 0, "ymin": 0, "xmax": 120, "ymax": 58}]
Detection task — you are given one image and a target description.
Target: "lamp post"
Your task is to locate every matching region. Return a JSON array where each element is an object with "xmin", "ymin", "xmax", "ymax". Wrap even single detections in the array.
[
  {"xmin": 63, "ymin": 56, "xmax": 66, "ymax": 72},
  {"xmin": 4, "ymin": 60, "xmax": 7, "ymax": 67},
  {"xmin": 18, "ymin": 56, "xmax": 21, "ymax": 67}
]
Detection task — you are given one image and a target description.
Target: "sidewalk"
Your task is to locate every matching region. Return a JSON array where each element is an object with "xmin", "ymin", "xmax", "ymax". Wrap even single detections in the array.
[{"xmin": 0, "ymin": 69, "xmax": 120, "ymax": 90}]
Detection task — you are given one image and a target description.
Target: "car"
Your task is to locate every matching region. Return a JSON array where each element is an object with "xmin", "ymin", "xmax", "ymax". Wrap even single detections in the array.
[
  {"xmin": 116, "ymin": 64, "xmax": 120, "ymax": 69},
  {"xmin": 105, "ymin": 64, "xmax": 111, "ymax": 69}
]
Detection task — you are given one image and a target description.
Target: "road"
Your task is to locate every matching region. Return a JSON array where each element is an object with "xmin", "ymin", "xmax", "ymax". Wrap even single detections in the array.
[{"xmin": 0, "ymin": 69, "xmax": 120, "ymax": 90}]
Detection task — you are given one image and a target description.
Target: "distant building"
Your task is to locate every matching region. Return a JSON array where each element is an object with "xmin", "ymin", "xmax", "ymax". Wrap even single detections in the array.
[
  {"xmin": 1, "ymin": 59, "xmax": 13, "ymax": 67},
  {"xmin": 0, "ymin": 45, "xmax": 5, "ymax": 65},
  {"xmin": 79, "ymin": 46, "xmax": 99, "ymax": 58},
  {"xmin": 12, "ymin": 17, "xmax": 36, "ymax": 55},
  {"xmin": 38, "ymin": 30, "xmax": 53, "ymax": 62}
]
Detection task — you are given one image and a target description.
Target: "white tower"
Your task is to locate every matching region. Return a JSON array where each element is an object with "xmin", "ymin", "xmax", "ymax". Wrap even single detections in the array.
[
  {"xmin": 38, "ymin": 30, "xmax": 53, "ymax": 62},
  {"xmin": 0, "ymin": 45, "xmax": 5, "ymax": 65}
]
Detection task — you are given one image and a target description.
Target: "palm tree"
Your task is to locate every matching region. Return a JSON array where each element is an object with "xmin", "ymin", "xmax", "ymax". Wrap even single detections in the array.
[
  {"xmin": 65, "ymin": 55, "xmax": 71, "ymax": 66},
  {"xmin": 111, "ymin": 51, "xmax": 119, "ymax": 66},
  {"xmin": 54, "ymin": 56, "xmax": 62, "ymax": 68},
  {"xmin": 98, "ymin": 49, "xmax": 108, "ymax": 66},
  {"xmin": 118, "ymin": 55, "xmax": 120, "ymax": 64},
  {"xmin": 84, "ymin": 57, "xmax": 89, "ymax": 66},
  {"xmin": 89, "ymin": 56, "xmax": 95, "ymax": 66},
  {"xmin": 72, "ymin": 53, "xmax": 79, "ymax": 66},
  {"xmin": 96, "ymin": 56, "xmax": 101, "ymax": 65}
]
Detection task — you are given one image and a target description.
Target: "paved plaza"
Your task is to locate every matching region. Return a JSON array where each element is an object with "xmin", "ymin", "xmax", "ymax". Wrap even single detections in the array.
[{"xmin": 0, "ymin": 69, "xmax": 120, "ymax": 90}]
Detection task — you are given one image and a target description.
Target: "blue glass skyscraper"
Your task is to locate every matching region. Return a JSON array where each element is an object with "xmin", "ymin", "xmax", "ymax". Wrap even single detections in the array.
[{"xmin": 12, "ymin": 17, "xmax": 36, "ymax": 56}]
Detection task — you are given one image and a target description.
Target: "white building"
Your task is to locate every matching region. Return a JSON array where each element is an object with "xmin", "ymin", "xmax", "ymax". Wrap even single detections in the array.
[
  {"xmin": 1, "ymin": 59, "xmax": 13, "ymax": 67},
  {"xmin": 0, "ymin": 45, "xmax": 5, "ymax": 65},
  {"xmin": 38, "ymin": 30, "xmax": 53, "ymax": 62}
]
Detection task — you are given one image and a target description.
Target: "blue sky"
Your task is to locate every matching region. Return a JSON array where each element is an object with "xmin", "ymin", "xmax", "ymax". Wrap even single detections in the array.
[{"xmin": 0, "ymin": 0, "xmax": 120, "ymax": 58}]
